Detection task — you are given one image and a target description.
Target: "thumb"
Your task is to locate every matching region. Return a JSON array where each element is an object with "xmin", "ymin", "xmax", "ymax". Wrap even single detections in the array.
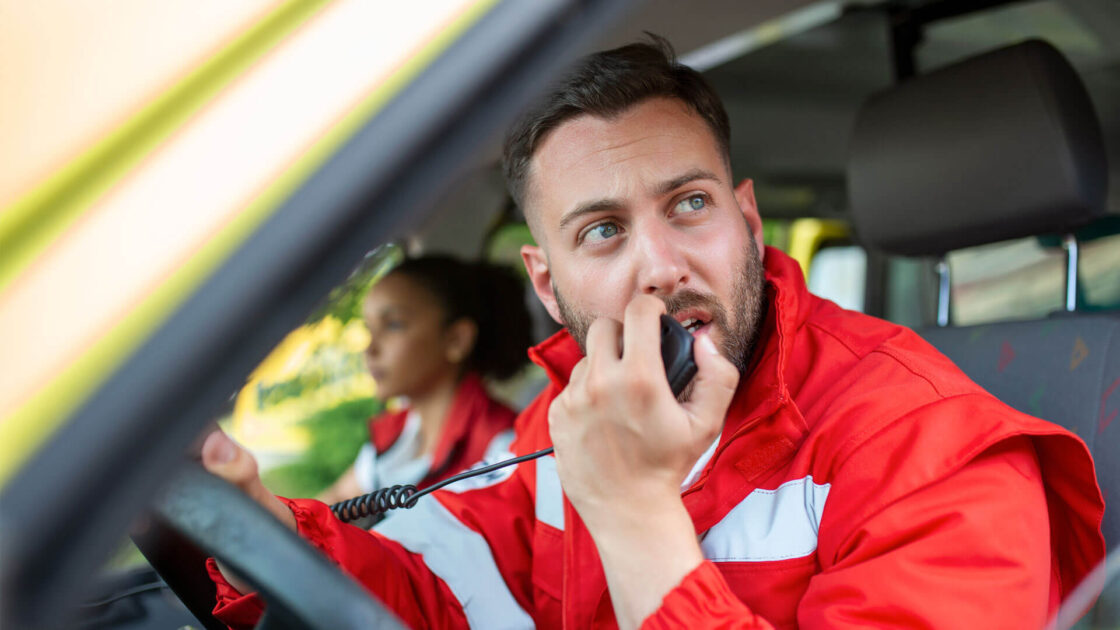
[
  {"xmin": 201, "ymin": 429, "xmax": 259, "ymax": 490},
  {"xmin": 200, "ymin": 430, "xmax": 296, "ymax": 530},
  {"xmin": 682, "ymin": 333, "xmax": 739, "ymax": 440}
]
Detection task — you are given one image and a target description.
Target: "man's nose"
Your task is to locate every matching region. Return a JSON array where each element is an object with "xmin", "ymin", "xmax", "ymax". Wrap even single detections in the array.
[{"xmin": 633, "ymin": 222, "xmax": 689, "ymax": 296}]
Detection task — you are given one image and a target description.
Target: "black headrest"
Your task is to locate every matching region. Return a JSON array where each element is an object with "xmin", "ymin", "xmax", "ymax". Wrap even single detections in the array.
[{"xmin": 847, "ymin": 40, "xmax": 1108, "ymax": 257}]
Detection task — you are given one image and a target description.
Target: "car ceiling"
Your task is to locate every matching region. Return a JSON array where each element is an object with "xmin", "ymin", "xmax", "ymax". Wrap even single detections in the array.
[{"xmin": 415, "ymin": 0, "xmax": 1120, "ymax": 258}]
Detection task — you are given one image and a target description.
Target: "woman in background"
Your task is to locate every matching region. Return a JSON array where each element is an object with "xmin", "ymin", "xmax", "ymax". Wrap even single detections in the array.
[{"xmin": 317, "ymin": 256, "xmax": 533, "ymax": 504}]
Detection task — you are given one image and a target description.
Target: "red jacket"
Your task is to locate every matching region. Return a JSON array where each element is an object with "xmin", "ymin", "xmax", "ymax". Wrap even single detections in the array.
[
  {"xmin": 369, "ymin": 372, "xmax": 516, "ymax": 490},
  {"xmin": 210, "ymin": 248, "xmax": 1104, "ymax": 629}
]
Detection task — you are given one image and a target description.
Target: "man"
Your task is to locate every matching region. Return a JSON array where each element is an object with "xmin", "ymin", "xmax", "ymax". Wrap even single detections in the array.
[{"xmin": 203, "ymin": 38, "xmax": 1104, "ymax": 629}]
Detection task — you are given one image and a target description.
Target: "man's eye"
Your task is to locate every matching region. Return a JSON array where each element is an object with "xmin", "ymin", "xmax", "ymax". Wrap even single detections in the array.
[
  {"xmin": 583, "ymin": 222, "xmax": 620, "ymax": 244},
  {"xmin": 674, "ymin": 194, "xmax": 708, "ymax": 214}
]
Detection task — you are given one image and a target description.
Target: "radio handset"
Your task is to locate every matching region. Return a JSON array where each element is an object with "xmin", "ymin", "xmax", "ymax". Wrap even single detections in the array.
[{"xmin": 659, "ymin": 314, "xmax": 698, "ymax": 398}]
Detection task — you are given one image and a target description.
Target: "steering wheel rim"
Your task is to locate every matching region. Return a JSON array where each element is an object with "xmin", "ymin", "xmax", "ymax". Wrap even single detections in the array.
[{"xmin": 139, "ymin": 462, "xmax": 405, "ymax": 630}]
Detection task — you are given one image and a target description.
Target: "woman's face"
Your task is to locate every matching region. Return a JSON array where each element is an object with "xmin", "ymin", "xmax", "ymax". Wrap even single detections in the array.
[{"xmin": 362, "ymin": 273, "xmax": 459, "ymax": 400}]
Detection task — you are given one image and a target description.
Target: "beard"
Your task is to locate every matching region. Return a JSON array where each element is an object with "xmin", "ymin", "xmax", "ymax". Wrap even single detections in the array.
[{"xmin": 554, "ymin": 235, "xmax": 767, "ymax": 376}]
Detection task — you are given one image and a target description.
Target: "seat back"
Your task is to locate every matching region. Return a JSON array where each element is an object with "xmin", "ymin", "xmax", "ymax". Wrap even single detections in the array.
[
  {"xmin": 847, "ymin": 40, "xmax": 1117, "ymax": 549},
  {"xmin": 920, "ymin": 316, "xmax": 1120, "ymax": 546}
]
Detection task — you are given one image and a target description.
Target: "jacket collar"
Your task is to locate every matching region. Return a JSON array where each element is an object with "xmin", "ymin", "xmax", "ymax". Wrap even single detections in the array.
[
  {"xmin": 370, "ymin": 372, "xmax": 489, "ymax": 475},
  {"xmin": 428, "ymin": 372, "xmax": 489, "ymax": 471}
]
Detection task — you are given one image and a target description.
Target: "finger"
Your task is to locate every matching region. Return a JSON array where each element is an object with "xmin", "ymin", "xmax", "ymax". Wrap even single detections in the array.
[
  {"xmin": 681, "ymin": 332, "xmax": 740, "ymax": 440},
  {"xmin": 547, "ymin": 395, "xmax": 568, "ymax": 446},
  {"xmin": 201, "ymin": 430, "xmax": 299, "ymax": 530},
  {"xmin": 621, "ymin": 294, "xmax": 666, "ymax": 367},
  {"xmin": 584, "ymin": 317, "xmax": 623, "ymax": 371},
  {"xmin": 201, "ymin": 429, "xmax": 258, "ymax": 490},
  {"xmin": 552, "ymin": 357, "xmax": 586, "ymax": 437},
  {"xmin": 568, "ymin": 356, "xmax": 589, "ymax": 386}
]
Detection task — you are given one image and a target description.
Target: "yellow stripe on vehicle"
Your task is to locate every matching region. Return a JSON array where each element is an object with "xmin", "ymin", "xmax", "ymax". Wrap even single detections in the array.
[
  {"xmin": 0, "ymin": 0, "xmax": 332, "ymax": 294},
  {"xmin": 0, "ymin": 0, "xmax": 497, "ymax": 486}
]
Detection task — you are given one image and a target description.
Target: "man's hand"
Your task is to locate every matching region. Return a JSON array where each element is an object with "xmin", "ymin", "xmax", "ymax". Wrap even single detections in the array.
[
  {"xmin": 547, "ymin": 294, "xmax": 740, "ymax": 629},
  {"xmin": 200, "ymin": 429, "xmax": 297, "ymax": 593}
]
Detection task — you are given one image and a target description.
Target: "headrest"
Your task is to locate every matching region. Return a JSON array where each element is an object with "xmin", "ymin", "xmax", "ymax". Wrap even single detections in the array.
[{"xmin": 847, "ymin": 40, "xmax": 1108, "ymax": 257}]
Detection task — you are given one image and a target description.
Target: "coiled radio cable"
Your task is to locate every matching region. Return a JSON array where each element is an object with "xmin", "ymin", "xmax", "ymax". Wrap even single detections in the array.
[{"xmin": 331, "ymin": 447, "xmax": 553, "ymax": 523}]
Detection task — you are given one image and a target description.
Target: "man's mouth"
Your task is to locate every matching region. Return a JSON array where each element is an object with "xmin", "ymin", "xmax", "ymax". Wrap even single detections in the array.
[{"xmin": 675, "ymin": 312, "xmax": 711, "ymax": 335}]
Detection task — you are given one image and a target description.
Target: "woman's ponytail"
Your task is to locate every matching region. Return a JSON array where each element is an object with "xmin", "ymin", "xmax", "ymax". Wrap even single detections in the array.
[{"xmin": 466, "ymin": 261, "xmax": 533, "ymax": 380}]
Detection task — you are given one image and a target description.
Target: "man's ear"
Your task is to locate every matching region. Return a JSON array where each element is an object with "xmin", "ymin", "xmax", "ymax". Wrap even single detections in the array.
[
  {"xmin": 734, "ymin": 178, "xmax": 766, "ymax": 262},
  {"xmin": 520, "ymin": 244, "xmax": 563, "ymax": 324}
]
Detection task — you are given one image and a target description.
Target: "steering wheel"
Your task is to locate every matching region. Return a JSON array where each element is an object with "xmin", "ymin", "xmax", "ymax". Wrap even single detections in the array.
[{"xmin": 134, "ymin": 462, "xmax": 405, "ymax": 630}]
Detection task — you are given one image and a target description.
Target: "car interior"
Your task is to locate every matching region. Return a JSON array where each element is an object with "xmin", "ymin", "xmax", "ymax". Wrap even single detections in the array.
[{"xmin": 2, "ymin": 1, "xmax": 1118, "ymax": 629}]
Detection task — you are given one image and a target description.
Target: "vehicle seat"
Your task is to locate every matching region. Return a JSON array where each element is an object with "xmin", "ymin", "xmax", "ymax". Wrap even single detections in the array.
[{"xmin": 847, "ymin": 40, "xmax": 1118, "ymax": 551}]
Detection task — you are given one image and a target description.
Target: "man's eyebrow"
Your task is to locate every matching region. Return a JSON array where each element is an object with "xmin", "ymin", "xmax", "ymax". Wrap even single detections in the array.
[
  {"xmin": 558, "ymin": 198, "xmax": 624, "ymax": 233},
  {"xmin": 654, "ymin": 168, "xmax": 722, "ymax": 197},
  {"xmin": 556, "ymin": 168, "xmax": 722, "ymax": 233}
]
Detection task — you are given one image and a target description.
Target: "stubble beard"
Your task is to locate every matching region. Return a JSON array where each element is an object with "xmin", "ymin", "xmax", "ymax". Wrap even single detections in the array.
[{"xmin": 554, "ymin": 237, "xmax": 767, "ymax": 381}]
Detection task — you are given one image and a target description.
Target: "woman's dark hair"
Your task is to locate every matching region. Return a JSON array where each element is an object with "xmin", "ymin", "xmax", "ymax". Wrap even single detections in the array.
[
  {"xmin": 502, "ymin": 34, "xmax": 730, "ymax": 212},
  {"xmin": 388, "ymin": 255, "xmax": 532, "ymax": 380}
]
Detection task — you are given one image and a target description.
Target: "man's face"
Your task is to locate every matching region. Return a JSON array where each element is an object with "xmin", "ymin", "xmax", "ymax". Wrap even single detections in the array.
[{"xmin": 520, "ymin": 97, "xmax": 767, "ymax": 370}]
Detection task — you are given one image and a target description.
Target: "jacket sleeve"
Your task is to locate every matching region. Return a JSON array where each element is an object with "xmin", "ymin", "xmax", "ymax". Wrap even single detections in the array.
[
  {"xmin": 640, "ymin": 434, "xmax": 1052, "ymax": 629},
  {"xmin": 639, "ymin": 561, "xmax": 775, "ymax": 630},
  {"xmin": 209, "ymin": 452, "xmax": 538, "ymax": 630}
]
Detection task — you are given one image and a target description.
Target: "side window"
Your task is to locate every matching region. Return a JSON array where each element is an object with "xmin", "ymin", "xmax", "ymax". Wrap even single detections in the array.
[
  {"xmin": 948, "ymin": 232, "xmax": 1120, "ymax": 326},
  {"xmin": 231, "ymin": 244, "xmax": 404, "ymax": 497},
  {"xmin": 948, "ymin": 238, "xmax": 1063, "ymax": 326},
  {"xmin": 807, "ymin": 245, "xmax": 866, "ymax": 313},
  {"xmin": 1082, "ymin": 233, "xmax": 1120, "ymax": 310}
]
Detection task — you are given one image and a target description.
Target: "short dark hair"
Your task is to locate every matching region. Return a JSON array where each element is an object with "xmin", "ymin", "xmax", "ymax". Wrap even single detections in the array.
[
  {"xmin": 389, "ymin": 256, "xmax": 532, "ymax": 380},
  {"xmin": 502, "ymin": 34, "xmax": 731, "ymax": 213}
]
